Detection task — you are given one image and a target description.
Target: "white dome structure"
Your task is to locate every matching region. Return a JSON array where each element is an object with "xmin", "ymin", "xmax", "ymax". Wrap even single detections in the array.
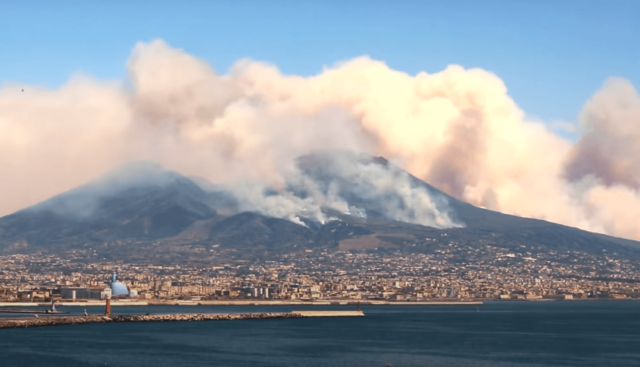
[{"xmin": 110, "ymin": 271, "xmax": 129, "ymax": 296}]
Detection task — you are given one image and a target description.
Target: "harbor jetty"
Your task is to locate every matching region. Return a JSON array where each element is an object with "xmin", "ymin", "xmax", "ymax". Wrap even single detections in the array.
[{"xmin": 0, "ymin": 310, "xmax": 365, "ymax": 329}]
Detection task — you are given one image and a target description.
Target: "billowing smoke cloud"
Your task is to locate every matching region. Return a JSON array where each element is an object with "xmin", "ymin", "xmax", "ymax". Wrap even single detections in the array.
[
  {"xmin": 1, "ymin": 39, "xmax": 640, "ymax": 239},
  {"xmin": 289, "ymin": 152, "xmax": 459, "ymax": 227},
  {"xmin": 562, "ymin": 78, "xmax": 640, "ymax": 240},
  {"xmin": 564, "ymin": 78, "xmax": 640, "ymax": 188}
]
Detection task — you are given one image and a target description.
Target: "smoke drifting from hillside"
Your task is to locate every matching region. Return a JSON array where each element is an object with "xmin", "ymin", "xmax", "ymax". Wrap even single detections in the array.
[{"xmin": 1, "ymin": 40, "xmax": 640, "ymax": 238}]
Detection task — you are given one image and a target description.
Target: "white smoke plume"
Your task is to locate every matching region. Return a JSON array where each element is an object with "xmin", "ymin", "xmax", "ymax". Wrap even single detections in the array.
[{"xmin": 1, "ymin": 40, "xmax": 639, "ymax": 238}]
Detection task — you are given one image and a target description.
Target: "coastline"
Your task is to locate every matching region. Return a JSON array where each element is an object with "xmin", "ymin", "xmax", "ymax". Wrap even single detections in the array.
[
  {"xmin": 0, "ymin": 300, "xmax": 484, "ymax": 307},
  {"xmin": 2, "ymin": 298, "xmax": 638, "ymax": 307}
]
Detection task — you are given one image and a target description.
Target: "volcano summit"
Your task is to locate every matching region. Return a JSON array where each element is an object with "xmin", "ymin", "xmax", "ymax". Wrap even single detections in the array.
[{"xmin": 1, "ymin": 153, "xmax": 639, "ymax": 263}]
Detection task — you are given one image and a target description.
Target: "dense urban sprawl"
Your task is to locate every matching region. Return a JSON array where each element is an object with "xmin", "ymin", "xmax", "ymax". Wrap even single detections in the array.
[{"xmin": 1, "ymin": 243, "xmax": 639, "ymax": 302}]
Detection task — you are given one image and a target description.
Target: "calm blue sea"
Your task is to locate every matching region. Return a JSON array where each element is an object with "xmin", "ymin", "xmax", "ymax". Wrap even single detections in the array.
[{"xmin": 1, "ymin": 301, "xmax": 639, "ymax": 367}]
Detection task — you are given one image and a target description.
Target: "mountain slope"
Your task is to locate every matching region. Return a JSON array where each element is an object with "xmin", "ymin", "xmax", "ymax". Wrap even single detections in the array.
[
  {"xmin": 1, "ymin": 155, "xmax": 639, "ymax": 261},
  {"xmin": 0, "ymin": 162, "xmax": 216, "ymax": 250}
]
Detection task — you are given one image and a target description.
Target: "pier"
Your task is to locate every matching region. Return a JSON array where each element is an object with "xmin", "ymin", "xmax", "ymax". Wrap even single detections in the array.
[{"xmin": 0, "ymin": 310, "xmax": 365, "ymax": 329}]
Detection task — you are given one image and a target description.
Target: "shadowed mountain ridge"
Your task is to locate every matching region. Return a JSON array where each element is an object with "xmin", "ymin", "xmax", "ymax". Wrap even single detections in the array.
[{"xmin": 1, "ymin": 155, "xmax": 639, "ymax": 261}]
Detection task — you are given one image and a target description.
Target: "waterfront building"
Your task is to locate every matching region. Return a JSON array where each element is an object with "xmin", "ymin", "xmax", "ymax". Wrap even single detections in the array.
[{"xmin": 60, "ymin": 287, "xmax": 111, "ymax": 300}]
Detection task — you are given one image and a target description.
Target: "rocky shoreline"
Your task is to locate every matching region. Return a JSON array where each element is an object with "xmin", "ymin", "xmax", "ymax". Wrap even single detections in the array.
[
  {"xmin": 0, "ymin": 312, "xmax": 301, "ymax": 329},
  {"xmin": 0, "ymin": 311, "xmax": 364, "ymax": 329}
]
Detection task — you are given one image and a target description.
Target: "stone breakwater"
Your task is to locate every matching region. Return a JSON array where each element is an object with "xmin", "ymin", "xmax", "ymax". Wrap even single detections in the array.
[{"xmin": 0, "ymin": 311, "xmax": 364, "ymax": 329}]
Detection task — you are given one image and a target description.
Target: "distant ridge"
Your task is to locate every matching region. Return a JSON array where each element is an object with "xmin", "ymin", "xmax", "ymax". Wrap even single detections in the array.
[{"xmin": 1, "ymin": 154, "xmax": 639, "ymax": 261}]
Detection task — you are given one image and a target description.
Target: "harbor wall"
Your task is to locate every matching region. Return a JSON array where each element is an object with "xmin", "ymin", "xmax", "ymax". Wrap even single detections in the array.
[{"xmin": 0, "ymin": 310, "xmax": 364, "ymax": 329}]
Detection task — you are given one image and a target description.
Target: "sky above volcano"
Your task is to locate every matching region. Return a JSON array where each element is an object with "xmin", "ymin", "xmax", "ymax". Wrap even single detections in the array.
[{"xmin": 1, "ymin": 0, "xmax": 638, "ymax": 135}]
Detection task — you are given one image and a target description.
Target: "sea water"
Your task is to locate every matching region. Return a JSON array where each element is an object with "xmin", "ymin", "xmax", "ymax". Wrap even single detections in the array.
[{"xmin": 1, "ymin": 301, "xmax": 639, "ymax": 366}]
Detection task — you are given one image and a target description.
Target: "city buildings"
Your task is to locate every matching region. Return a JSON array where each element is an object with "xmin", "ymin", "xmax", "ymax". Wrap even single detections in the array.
[{"xmin": 1, "ymin": 242, "xmax": 639, "ymax": 302}]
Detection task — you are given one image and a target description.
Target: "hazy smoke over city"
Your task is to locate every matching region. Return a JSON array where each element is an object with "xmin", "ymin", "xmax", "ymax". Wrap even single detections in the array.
[{"xmin": 1, "ymin": 40, "xmax": 640, "ymax": 238}]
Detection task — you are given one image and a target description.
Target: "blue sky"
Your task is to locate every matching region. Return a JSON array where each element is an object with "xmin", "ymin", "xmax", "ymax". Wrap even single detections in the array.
[{"xmin": 1, "ymin": 0, "xmax": 638, "ymax": 133}]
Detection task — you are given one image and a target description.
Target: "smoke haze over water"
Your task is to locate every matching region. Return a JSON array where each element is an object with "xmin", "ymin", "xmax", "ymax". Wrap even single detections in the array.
[{"xmin": 1, "ymin": 40, "xmax": 640, "ymax": 238}]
